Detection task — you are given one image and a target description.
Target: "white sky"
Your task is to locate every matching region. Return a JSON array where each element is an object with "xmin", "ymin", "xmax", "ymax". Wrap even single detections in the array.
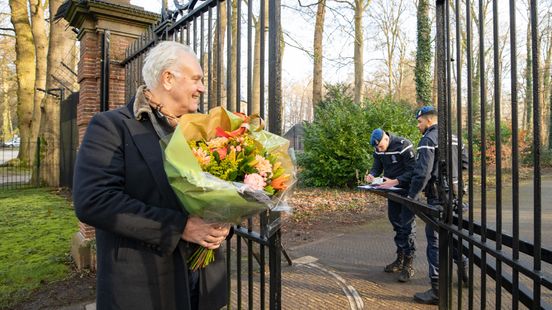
[
  {"xmin": 129, "ymin": 0, "xmax": 315, "ymax": 83},
  {"xmin": 128, "ymin": 0, "xmax": 419, "ymax": 86}
]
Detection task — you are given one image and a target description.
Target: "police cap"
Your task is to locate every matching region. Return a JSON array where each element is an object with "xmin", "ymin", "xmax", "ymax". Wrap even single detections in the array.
[
  {"xmin": 415, "ymin": 105, "xmax": 436, "ymax": 119},
  {"xmin": 370, "ymin": 128, "xmax": 384, "ymax": 147}
]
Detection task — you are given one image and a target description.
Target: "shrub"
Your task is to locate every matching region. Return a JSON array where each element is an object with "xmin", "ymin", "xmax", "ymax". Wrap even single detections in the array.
[
  {"xmin": 468, "ymin": 122, "xmax": 533, "ymax": 168},
  {"xmin": 297, "ymin": 85, "xmax": 420, "ymax": 187},
  {"xmin": 363, "ymin": 96, "xmax": 421, "ymax": 148}
]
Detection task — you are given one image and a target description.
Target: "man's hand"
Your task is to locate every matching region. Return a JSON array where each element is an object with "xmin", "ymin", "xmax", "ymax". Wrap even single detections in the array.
[
  {"xmin": 378, "ymin": 177, "xmax": 399, "ymax": 189},
  {"xmin": 364, "ymin": 173, "xmax": 375, "ymax": 183},
  {"xmin": 182, "ymin": 217, "xmax": 230, "ymax": 250}
]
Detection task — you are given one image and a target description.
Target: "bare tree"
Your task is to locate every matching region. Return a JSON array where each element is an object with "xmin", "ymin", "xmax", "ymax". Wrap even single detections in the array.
[
  {"xmin": 415, "ymin": 0, "xmax": 431, "ymax": 105},
  {"xmin": 9, "ymin": 0, "xmax": 36, "ymax": 164},
  {"xmin": 540, "ymin": 19, "xmax": 552, "ymax": 148},
  {"xmin": 312, "ymin": 0, "xmax": 326, "ymax": 106},
  {"xmin": 0, "ymin": 36, "xmax": 16, "ymax": 141},
  {"xmin": 251, "ymin": 1, "xmax": 268, "ymax": 114},
  {"xmin": 229, "ymin": 0, "xmax": 238, "ymax": 112},
  {"xmin": 283, "ymin": 79, "xmax": 313, "ymax": 131},
  {"xmin": 369, "ymin": 0, "xmax": 407, "ymax": 98},
  {"xmin": 38, "ymin": 0, "xmax": 76, "ymax": 186},
  {"xmin": 335, "ymin": 0, "xmax": 371, "ymax": 104},
  {"xmin": 209, "ymin": 3, "xmax": 227, "ymax": 108},
  {"xmin": 29, "ymin": 0, "xmax": 48, "ymax": 172},
  {"xmin": 524, "ymin": 18, "xmax": 532, "ymax": 131}
]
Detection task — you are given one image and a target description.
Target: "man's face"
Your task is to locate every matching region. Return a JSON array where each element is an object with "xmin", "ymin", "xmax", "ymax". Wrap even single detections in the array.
[
  {"xmin": 375, "ymin": 134, "xmax": 390, "ymax": 152},
  {"xmin": 417, "ymin": 116, "xmax": 430, "ymax": 134},
  {"xmin": 166, "ymin": 53, "xmax": 205, "ymax": 115}
]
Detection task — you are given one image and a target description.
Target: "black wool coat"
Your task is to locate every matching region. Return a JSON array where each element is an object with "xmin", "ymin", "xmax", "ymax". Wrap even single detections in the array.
[{"xmin": 73, "ymin": 101, "xmax": 228, "ymax": 310}]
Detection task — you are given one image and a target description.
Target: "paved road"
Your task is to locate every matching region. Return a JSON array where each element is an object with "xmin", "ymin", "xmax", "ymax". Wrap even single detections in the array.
[
  {"xmin": 471, "ymin": 174, "xmax": 552, "ymax": 249},
  {"xmin": 0, "ymin": 148, "xmax": 31, "ymax": 186},
  {"xmin": 0, "ymin": 148, "xmax": 19, "ymax": 165}
]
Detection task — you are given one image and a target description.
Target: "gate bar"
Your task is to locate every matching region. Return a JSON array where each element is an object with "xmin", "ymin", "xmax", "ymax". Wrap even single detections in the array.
[
  {"xmin": 508, "ymin": 0, "xmax": 521, "ymax": 307},
  {"xmin": 492, "ymin": 0, "xmax": 503, "ymax": 306},
  {"xmin": 530, "ymin": 0, "xmax": 543, "ymax": 306}
]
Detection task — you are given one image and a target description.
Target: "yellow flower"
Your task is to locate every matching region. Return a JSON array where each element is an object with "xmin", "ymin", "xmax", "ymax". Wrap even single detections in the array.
[
  {"xmin": 254, "ymin": 155, "xmax": 272, "ymax": 176},
  {"xmin": 192, "ymin": 147, "xmax": 211, "ymax": 166},
  {"xmin": 206, "ymin": 137, "xmax": 229, "ymax": 149}
]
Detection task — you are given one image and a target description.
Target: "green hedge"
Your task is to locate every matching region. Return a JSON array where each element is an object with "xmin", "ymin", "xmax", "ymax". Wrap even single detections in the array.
[{"xmin": 298, "ymin": 85, "xmax": 420, "ymax": 187}]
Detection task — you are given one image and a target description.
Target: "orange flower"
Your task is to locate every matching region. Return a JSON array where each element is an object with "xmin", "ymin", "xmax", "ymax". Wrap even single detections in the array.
[
  {"xmin": 215, "ymin": 126, "xmax": 246, "ymax": 138},
  {"xmin": 271, "ymin": 174, "xmax": 289, "ymax": 191},
  {"xmin": 214, "ymin": 147, "xmax": 227, "ymax": 160}
]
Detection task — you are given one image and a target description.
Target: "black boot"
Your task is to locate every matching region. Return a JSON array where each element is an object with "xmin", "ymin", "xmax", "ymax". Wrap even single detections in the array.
[
  {"xmin": 414, "ymin": 282, "xmax": 439, "ymax": 305},
  {"xmin": 398, "ymin": 255, "xmax": 414, "ymax": 282},
  {"xmin": 457, "ymin": 262, "xmax": 469, "ymax": 288},
  {"xmin": 384, "ymin": 252, "xmax": 404, "ymax": 273}
]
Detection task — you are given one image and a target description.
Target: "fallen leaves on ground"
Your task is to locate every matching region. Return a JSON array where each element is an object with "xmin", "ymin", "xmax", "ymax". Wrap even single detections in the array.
[{"xmin": 281, "ymin": 187, "xmax": 387, "ymax": 247}]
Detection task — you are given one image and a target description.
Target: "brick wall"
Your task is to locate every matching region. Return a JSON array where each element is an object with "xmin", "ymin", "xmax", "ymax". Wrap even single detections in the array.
[
  {"xmin": 77, "ymin": 32, "xmax": 136, "ymax": 143},
  {"xmin": 76, "ymin": 33, "xmax": 143, "ymax": 240}
]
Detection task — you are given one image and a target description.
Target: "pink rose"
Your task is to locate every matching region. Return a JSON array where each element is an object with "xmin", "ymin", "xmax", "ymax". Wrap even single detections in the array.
[{"xmin": 244, "ymin": 173, "xmax": 266, "ymax": 191}]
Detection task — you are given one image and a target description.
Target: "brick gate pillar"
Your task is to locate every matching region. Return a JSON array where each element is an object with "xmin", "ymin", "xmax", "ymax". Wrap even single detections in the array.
[{"xmin": 60, "ymin": 0, "xmax": 159, "ymax": 270}]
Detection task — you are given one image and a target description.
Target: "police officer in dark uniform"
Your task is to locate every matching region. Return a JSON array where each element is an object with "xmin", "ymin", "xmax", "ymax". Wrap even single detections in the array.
[
  {"xmin": 365, "ymin": 128, "xmax": 417, "ymax": 282},
  {"xmin": 408, "ymin": 106, "xmax": 468, "ymax": 304}
]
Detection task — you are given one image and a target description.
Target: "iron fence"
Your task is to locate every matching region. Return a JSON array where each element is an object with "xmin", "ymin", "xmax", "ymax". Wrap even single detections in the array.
[
  {"xmin": 377, "ymin": 0, "xmax": 551, "ymax": 308},
  {"xmin": 0, "ymin": 140, "xmax": 71, "ymax": 189},
  {"xmin": 122, "ymin": 1, "xmax": 283, "ymax": 308},
  {"xmin": 433, "ymin": 0, "xmax": 551, "ymax": 308},
  {"xmin": 0, "ymin": 142, "xmax": 29, "ymax": 189}
]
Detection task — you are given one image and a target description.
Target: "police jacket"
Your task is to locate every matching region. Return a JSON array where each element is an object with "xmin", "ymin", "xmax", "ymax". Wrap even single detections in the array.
[
  {"xmin": 369, "ymin": 133, "xmax": 416, "ymax": 189},
  {"xmin": 408, "ymin": 124, "xmax": 467, "ymax": 199}
]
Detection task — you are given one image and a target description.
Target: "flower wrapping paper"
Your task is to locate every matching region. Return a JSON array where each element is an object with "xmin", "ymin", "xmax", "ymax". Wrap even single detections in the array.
[{"xmin": 162, "ymin": 106, "xmax": 295, "ymax": 224}]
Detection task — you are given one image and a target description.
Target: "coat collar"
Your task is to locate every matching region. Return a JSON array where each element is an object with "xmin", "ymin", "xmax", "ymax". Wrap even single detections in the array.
[{"xmin": 122, "ymin": 99, "xmax": 179, "ymax": 208}]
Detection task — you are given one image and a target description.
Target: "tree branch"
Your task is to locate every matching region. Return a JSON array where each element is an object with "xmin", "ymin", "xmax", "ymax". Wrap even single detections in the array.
[
  {"xmin": 297, "ymin": 0, "xmax": 319, "ymax": 8},
  {"xmin": 0, "ymin": 27, "xmax": 15, "ymax": 32}
]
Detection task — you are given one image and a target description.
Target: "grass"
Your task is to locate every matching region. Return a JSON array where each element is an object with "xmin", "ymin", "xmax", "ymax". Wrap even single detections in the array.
[{"xmin": 0, "ymin": 187, "xmax": 78, "ymax": 308}]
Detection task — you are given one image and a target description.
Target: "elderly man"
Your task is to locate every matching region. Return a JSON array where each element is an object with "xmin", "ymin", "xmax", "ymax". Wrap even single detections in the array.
[
  {"xmin": 365, "ymin": 128, "xmax": 417, "ymax": 282},
  {"xmin": 73, "ymin": 41, "xmax": 230, "ymax": 310}
]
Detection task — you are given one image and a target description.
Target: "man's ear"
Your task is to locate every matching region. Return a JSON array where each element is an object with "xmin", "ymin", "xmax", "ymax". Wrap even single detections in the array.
[{"xmin": 161, "ymin": 70, "xmax": 174, "ymax": 91}]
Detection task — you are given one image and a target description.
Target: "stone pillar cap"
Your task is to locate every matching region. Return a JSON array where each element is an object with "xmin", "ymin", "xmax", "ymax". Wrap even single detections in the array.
[{"xmin": 55, "ymin": 0, "xmax": 160, "ymax": 32}]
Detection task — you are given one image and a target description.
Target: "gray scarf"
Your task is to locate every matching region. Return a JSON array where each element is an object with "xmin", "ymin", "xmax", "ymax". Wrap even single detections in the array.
[{"xmin": 133, "ymin": 85, "xmax": 174, "ymax": 138}]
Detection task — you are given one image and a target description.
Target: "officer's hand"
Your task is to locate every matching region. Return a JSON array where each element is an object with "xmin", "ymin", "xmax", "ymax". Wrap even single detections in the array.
[
  {"xmin": 378, "ymin": 177, "xmax": 399, "ymax": 189},
  {"xmin": 365, "ymin": 174, "xmax": 375, "ymax": 183}
]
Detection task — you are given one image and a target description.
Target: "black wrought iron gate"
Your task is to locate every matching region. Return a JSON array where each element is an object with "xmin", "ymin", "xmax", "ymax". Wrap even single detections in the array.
[
  {"xmin": 122, "ymin": 1, "xmax": 283, "ymax": 309},
  {"xmin": 433, "ymin": 0, "xmax": 552, "ymax": 308}
]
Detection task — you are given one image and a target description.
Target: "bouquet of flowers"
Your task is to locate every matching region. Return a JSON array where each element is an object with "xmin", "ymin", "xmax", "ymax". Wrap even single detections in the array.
[{"xmin": 162, "ymin": 107, "xmax": 295, "ymax": 270}]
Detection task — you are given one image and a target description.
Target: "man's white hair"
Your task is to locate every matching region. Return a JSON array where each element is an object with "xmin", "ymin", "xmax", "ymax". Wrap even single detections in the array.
[{"xmin": 142, "ymin": 41, "xmax": 197, "ymax": 89}]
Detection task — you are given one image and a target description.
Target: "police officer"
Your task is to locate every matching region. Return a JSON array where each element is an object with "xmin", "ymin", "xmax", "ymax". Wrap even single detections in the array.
[
  {"xmin": 365, "ymin": 128, "xmax": 417, "ymax": 282},
  {"xmin": 408, "ymin": 106, "xmax": 468, "ymax": 304}
]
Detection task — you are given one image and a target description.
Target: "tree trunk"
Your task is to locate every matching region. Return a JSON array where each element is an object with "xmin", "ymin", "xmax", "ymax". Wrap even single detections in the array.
[
  {"xmin": 37, "ymin": 0, "xmax": 76, "ymax": 186},
  {"xmin": 549, "ymin": 80, "xmax": 552, "ymax": 149},
  {"xmin": 353, "ymin": 0, "xmax": 366, "ymax": 104},
  {"xmin": 1, "ymin": 65, "xmax": 14, "ymax": 141},
  {"xmin": 9, "ymin": 0, "xmax": 36, "ymax": 165},
  {"xmin": 209, "ymin": 2, "xmax": 227, "ymax": 108},
  {"xmin": 29, "ymin": 0, "xmax": 48, "ymax": 181},
  {"xmin": 252, "ymin": 2, "xmax": 268, "ymax": 115},
  {"xmin": 312, "ymin": 0, "xmax": 326, "ymax": 107},
  {"xmin": 415, "ymin": 0, "xmax": 431, "ymax": 105},
  {"xmin": 525, "ymin": 20, "xmax": 533, "ymax": 132},
  {"xmin": 540, "ymin": 32, "xmax": 552, "ymax": 148},
  {"xmin": 397, "ymin": 34, "xmax": 407, "ymax": 101},
  {"xmin": 229, "ymin": 0, "xmax": 238, "ymax": 112},
  {"xmin": 277, "ymin": 24, "xmax": 285, "ymax": 134}
]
